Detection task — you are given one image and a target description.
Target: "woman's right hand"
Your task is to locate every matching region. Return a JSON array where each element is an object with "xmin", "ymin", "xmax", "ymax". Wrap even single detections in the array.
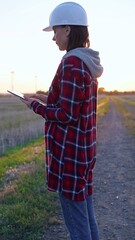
[{"xmin": 28, "ymin": 94, "xmax": 48, "ymax": 103}]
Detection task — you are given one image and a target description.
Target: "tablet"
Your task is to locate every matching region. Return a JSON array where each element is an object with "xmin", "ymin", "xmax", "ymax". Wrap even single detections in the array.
[{"xmin": 7, "ymin": 90, "xmax": 25, "ymax": 99}]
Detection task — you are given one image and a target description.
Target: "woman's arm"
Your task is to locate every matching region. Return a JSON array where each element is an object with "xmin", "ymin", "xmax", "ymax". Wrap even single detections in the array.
[
  {"xmin": 21, "ymin": 57, "xmax": 87, "ymax": 124},
  {"xmin": 30, "ymin": 57, "xmax": 86, "ymax": 124}
]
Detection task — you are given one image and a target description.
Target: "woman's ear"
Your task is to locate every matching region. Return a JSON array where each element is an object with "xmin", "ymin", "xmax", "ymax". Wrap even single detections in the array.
[{"xmin": 65, "ymin": 26, "xmax": 71, "ymax": 37}]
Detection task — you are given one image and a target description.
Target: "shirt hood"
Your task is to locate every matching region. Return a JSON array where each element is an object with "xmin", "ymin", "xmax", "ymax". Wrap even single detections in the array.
[{"xmin": 63, "ymin": 48, "xmax": 103, "ymax": 79}]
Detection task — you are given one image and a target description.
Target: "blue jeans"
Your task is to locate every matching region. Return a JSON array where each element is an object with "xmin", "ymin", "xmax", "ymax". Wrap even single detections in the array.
[{"xmin": 59, "ymin": 194, "xmax": 99, "ymax": 240}]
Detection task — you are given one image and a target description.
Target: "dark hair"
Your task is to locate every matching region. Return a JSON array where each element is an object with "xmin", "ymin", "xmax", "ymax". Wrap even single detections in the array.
[{"xmin": 67, "ymin": 25, "xmax": 90, "ymax": 52}]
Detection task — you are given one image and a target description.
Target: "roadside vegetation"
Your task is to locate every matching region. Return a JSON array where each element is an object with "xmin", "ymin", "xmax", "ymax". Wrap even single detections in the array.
[
  {"xmin": 97, "ymin": 95, "xmax": 110, "ymax": 121},
  {"xmin": 112, "ymin": 95, "xmax": 135, "ymax": 136},
  {"xmin": 0, "ymin": 137, "xmax": 59, "ymax": 240}
]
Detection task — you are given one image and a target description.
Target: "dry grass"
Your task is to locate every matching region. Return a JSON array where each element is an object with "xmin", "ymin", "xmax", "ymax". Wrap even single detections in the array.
[
  {"xmin": 112, "ymin": 96, "xmax": 135, "ymax": 136},
  {"xmin": 0, "ymin": 96, "xmax": 44, "ymax": 155}
]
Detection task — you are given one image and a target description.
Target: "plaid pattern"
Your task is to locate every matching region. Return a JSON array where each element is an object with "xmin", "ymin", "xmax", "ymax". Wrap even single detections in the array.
[{"xmin": 32, "ymin": 56, "xmax": 98, "ymax": 201}]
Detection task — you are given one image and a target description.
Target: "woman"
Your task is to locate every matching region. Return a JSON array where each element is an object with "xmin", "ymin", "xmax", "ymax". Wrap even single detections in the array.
[{"xmin": 22, "ymin": 2, "xmax": 103, "ymax": 240}]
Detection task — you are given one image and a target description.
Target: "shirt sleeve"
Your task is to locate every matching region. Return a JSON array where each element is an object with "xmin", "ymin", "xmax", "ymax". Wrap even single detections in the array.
[{"xmin": 31, "ymin": 57, "xmax": 86, "ymax": 124}]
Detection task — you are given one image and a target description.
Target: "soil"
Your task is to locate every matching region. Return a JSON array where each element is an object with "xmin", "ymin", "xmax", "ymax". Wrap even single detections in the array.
[{"xmin": 43, "ymin": 99, "xmax": 135, "ymax": 240}]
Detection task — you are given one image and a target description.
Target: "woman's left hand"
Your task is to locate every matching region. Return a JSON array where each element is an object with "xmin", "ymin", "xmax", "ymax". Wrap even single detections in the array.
[{"xmin": 21, "ymin": 96, "xmax": 35, "ymax": 109}]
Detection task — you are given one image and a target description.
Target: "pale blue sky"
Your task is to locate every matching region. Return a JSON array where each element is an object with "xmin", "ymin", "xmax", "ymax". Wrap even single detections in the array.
[{"xmin": 0, "ymin": 0, "xmax": 135, "ymax": 93}]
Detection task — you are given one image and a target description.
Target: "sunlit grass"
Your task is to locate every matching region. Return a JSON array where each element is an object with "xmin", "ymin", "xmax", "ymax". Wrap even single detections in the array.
[
  {"xmin": 0, "ymin": 137, "xmax": 44, "ymax": 185},
  {"xmin": 0, "ymin": 165, "xmax": 59, "ymax": 240},
  {"xmin": 0, "ymin": 96, "xmax": 44, "ymax": 155},
  {"xmin": 115, "ymin": 95, "xmax": 135, "ymax": 106},
  {"xmin": 97, "ymin": 95, "xmax": 110, "ymax": 121},
  {"xmin": 112, "ymin": 96, "xmax": 135, "ymax": 136},
  {"xmin": 0, "ymin": 137, "xmax": 59, "ymax": 240}
]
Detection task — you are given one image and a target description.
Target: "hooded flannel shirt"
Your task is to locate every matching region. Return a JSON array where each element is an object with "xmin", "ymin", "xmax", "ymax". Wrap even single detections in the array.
[{"xmin": 31, "ymin": 55, "xmax": 98, "ymax": 201}]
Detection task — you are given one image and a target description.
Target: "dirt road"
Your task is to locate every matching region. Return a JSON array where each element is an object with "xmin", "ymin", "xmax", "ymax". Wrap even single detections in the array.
[
  {"xmin": 44, "ymin": 99, "xmax": 135, "ymax": 240},
  {"xmin": 95, "ymin": 99, "xmax": 135, "ymax": 240}
]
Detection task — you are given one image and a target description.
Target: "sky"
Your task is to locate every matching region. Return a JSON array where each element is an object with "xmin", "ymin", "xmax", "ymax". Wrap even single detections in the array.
[{"xmin": 0, "ymin": 0, "xmax": 135, "ymax": 93}]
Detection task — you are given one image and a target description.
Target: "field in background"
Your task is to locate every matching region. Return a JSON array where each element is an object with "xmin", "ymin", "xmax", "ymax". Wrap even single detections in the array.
[
  {"xmin": 111, "ymin": 94, "xmax": 135, "ymax": 136},
  {"xmin": 0, "ymin": 96, "xmax": 44, "ymax": 156},
  {"xmin": 98, "ymin": 94, "xmax": 135, "ymax": 136}
]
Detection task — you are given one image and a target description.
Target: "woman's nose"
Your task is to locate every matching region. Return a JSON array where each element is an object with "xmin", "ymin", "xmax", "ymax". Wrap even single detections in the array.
[{"xmin": 52, "ymin": 35, "xmax": 56, "ymax": 41}]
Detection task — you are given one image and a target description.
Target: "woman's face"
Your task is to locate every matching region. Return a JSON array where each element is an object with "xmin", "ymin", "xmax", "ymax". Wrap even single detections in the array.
[{"xmin": 52, "ymin": 26, "xmax": 70, "ymax": 51}]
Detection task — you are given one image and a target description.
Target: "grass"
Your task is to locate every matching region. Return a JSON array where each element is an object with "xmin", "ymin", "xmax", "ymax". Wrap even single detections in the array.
[
  {"xmin": 0, "ymin": 168, "xmax": 59, "ymax": 239},
  {"xmin": 97, "ymin": 95, "xmax": 110, "ymax": 121},
  {"xmin": 116, "ymin": 95, "xmax": 135, "ymax": 106},
  {"xmin": 0, "ymin": 96, "xmax": 43, "ymax": 155},
  {"xmin": 0, "ymin": 96, "xmax": 42, "ymax": 131},
  {"xmin": 0, "ymin": 137, "xmax": 60, "ymax": 240},
  {"xmin": 112, "ymin": 96, "xmax": 135, "ymax": 136},
  {"xmin": 0, "ymin": 137, "xmax": 44, "ymax": 184}
]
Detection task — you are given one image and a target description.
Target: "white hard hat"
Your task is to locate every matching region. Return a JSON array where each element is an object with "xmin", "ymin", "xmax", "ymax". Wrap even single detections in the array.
[{"xmin": 43, "ymin": 2, "xmax": 88, "ymax": 31}]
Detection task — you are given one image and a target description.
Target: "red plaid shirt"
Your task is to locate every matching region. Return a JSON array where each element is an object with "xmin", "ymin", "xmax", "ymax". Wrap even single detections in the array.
[{"xmin": 32, "ymin": 56, "xmax": 98, "ymax": 201}]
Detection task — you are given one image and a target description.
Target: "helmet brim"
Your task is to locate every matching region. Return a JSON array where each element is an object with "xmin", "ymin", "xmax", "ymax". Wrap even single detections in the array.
[{"xmin": 43, "ymin": 26, "xmax": 53, "ymax": 32}]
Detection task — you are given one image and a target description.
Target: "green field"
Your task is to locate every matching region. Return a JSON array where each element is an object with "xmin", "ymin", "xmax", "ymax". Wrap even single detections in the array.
[{"xmin": 0, "ymin": 137, "xmax": 59, "ymax": 240}]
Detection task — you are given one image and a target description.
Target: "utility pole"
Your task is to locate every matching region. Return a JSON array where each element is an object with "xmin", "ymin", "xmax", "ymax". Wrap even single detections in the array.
[
  {"xmin": 34, "ymin": 75, "xmax": 38, "ymax": 93},
  {"xmin": 10, "ymin": 71, "xmax": 14, "ymax": 91}
]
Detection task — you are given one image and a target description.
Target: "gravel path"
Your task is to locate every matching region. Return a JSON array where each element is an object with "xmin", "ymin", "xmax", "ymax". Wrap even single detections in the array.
[
  {"xmin": 43, "ymin": 99, "xmax": 135, "ymax": 240},
  {"xmin": 95, "ymin": 99, "xmax": 135, "ymax": 240}
]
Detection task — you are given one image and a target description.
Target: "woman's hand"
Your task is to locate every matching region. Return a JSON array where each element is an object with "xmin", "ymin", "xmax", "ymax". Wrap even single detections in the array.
[
  {"xmin": 21, "ymin": 96, "xmax": 35, "ymax": 109},
  {"xmin": 28, "ymin": 94, "xmax": 47, "ymax": 103}
]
